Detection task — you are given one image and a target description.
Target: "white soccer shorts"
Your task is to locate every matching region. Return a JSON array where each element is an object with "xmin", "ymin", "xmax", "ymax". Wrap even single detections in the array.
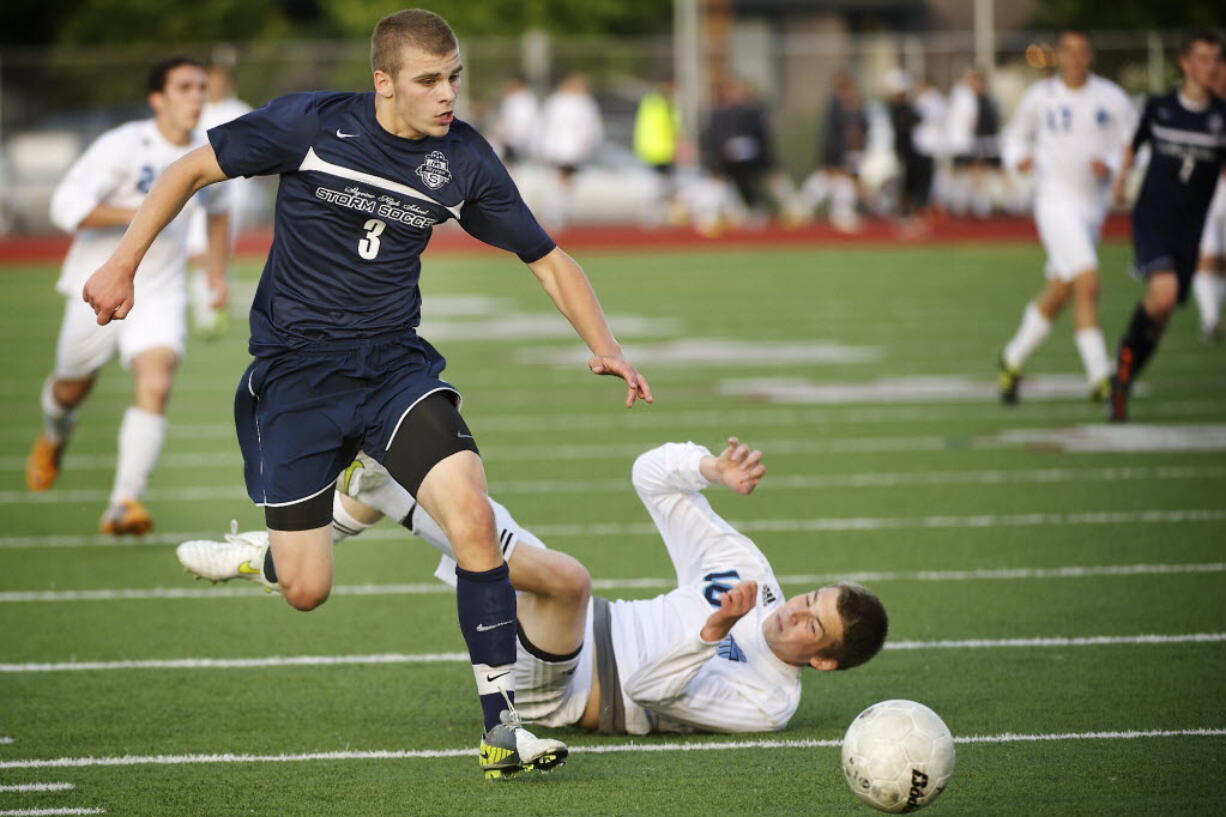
[
  {"xmin": 54, "ymin": 288, "xmax": 187, "ymax": 379},
  {"xmin": 1035, "ymin": 197, "xmax": 1103, "ymax": 282},
  {"xmin": 511, "ymin": 599, "xmax": 596, "ymax": 729}
]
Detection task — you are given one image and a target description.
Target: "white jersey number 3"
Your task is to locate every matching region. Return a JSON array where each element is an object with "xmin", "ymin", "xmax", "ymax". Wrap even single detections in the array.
[{"xmin": 358, "ymin": 218, "xmax": 386, "ymax": 260}]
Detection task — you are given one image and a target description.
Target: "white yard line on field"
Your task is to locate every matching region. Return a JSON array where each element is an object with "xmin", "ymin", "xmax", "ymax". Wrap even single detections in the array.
[
  {"xmin": 2, "ymin": 562, "xmax": 1222, "ymax": 604},
  {"xmin": 0, "ymin": 784, "xmax": 75, "ymax": 793},
  {"xmin": 0, "ymin": 435, "xmax": 961, "ymax": 473},
  {"xmin": 3, "ymin": 508, "xmax": 1224, "ymax": 551},
  {"xmin": 2, "ymin": 464, "xmax": 1223, "ymax": 506},
  {"xmin": 0, "ymin": 633, "xmax": 1220, "ymax": 674},
  {"xmin": 1, "ymin": 729, "xmax": 1223, "ymax": 770},
  {"xmin": 0, "ymin": 804, "xmax": 103, "ymax": 809}
]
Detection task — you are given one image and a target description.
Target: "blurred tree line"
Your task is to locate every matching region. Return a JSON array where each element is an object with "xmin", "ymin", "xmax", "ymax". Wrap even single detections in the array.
[
  {"xmin": 1030, "ymin": 0, "xmax": 1222, "ymax": 30},
  {"xmin": 0, "ymin": 0, "xmax": 671, "ymax": 47}
]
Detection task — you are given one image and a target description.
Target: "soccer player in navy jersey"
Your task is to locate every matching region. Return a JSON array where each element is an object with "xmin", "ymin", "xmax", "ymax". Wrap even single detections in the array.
[
  {"xmin": 1109, "ymin": 32, "xmax": 1226, "ymax": 421},
  {"xmin": 81, "ymin": 8, "xmax": 651, "ymax": 778}
]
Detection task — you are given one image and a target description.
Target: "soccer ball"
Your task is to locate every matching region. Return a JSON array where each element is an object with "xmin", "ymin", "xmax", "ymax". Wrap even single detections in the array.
[{"xmin": 840, "ymin": 699, "xmax": 956, "ymax": 813}]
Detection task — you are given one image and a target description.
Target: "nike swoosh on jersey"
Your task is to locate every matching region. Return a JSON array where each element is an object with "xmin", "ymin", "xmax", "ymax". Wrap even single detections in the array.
[
  {"xmin": 336, "ymin": 129, "xmax": 360, "ymax": 138},
  {"xmin": 476, "ymin": 619, "xmax": 513, "ymax": 632},
  {"xmin": 485, "ymin": 671, "xmax": 510, "ymax": 683}
]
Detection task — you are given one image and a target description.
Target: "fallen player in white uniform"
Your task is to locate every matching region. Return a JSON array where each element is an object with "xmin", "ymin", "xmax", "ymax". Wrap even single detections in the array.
[{"xmin": 178, "ymin": 438, "xmax": 889, "ymax": 734}]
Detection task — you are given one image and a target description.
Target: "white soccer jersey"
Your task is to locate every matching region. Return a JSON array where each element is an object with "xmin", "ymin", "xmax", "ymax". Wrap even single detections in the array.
[
  {"xmin": 606, "ymin": 443, "xmax": 803, "ymax": 734},
  {"xmin": 50, "ymin": 119, "xmax": 224, "ymax": 297},
  {"xmin": 1002, "ymin": 75, "xmax": 1137, "ymax": 206}
]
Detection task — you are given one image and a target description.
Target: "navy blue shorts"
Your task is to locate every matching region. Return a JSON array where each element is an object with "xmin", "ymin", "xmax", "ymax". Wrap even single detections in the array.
[
  {"xmin": 234, "ymin": 335, "xmax": 459, "ymax": 507},
  {"xmin": 1132, "ymin": 211, "xmax": 1201, "ymax": 303}
]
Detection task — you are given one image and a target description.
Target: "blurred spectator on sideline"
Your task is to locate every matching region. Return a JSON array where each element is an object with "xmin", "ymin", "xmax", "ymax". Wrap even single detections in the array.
[
  {"xmin": 796, "ymin": 74, "xmax": 867, "ymax": 232},
  {"xmin": 947, "ymin": 66, "xmax": 1002, "ymax": 217},
  {"xmin": 912, "ymin": 73, "xmax": 946, "ymax": 215},
  {"xmin": 633, "ymin": 78, "xmax": 684, "ymax": 227},
  {"xmin": 538, "ymin": 72, "xmax": 604, "ymax": 229},
  {"xmin": 187, "ymin": 61, "xmax": 251, "ymax": 337},
  {"xmin": 493, "ymin": 76, "xmax": 539, "ymax": 167},
  {"xmin": 697, "ymin": 76, "xmax": 776, "ymax": 231},
  {"xmin": 885, "ymin": 68, "xmax": 932, "ymax": 230}
]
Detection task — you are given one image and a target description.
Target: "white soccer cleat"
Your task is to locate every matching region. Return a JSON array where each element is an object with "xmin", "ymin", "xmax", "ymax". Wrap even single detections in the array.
[
  {"xmin": 338, "ymin": 451, "xmax": 390, "ymax": 499},
  {"xmin": 176, "ymin": 521, "xmax": 277, "ymax": 591}
]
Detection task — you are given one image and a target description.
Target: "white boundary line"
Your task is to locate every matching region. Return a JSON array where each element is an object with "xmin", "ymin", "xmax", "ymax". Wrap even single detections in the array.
[
  {"xmin": 3, "ymin": 464, "xmax": 1223, "ymax": 506},
  {"xmin": 0, "ymin": 784, "xmax": 75, "ymax": 793},
  {"xmin": 1, "ymin": 729, "xmax": 1222, "ymax": 770},
  {"xmin": 4, "ymin": 508, "xmax": 1225, "ymax": 551},
  {"xmin": 0, "ymin": 633, "xmax": 1219, "ymax": 674},
  {"xmin": 0, "ymin": 738, "xmax": 13, "ymax": 744},
  {"xmin": 0, "ymin": 809, "xmax": 104, "ymax": 816},
  {"xmin": 2, "ymin": 562, "xmax": 1222, "ymax": 604}
]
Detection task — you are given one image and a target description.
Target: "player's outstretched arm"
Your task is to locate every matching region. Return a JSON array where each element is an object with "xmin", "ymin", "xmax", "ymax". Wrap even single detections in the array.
[
  {"xmin": 697, "ymin": 437, "xmax": 766, "ymax": 495},
  {"xmin": 527, "ymin": 247, "xmax": 653, "ymax": 408},
  {"xmin": 83, "ymin": 145, "xmax": 229, "ymax": 325},
  {"xmin": 204, "ymin": 210, "xmax": 231, "ymax": 309}
]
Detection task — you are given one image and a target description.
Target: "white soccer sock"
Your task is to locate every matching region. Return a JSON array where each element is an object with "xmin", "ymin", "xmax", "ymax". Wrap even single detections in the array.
[
  {"xmin": 40, "ymin": 378, "xmax": 77, "ymax": 445},
  {"xmin": 356, "ymin": 471, "xmax": 416, "ymax": 523},
  {"xmin": 1193, "ymin": 271, "xmax": 1225, "ymax": 330},
  {"xmin": 1003, "ymin": 302, "xmax": 1052, "ymax": 370},
  {"xmin": 330, "ymin": 493, "xmax": 374, "ymax": 545},
  {"xmin": 1074, "ymin": 327, "xmax": 1111, "ymax": 386},
  {"xmin": 109, "ymin": 407, "xmax": 166, "ymax": 506}
]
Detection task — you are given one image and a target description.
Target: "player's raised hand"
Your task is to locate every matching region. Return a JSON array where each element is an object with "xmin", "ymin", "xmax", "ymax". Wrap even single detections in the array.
[
  {"xmin": 700, "ymin": 580, "xmax": 759, "ymax": 643},
  {"xmin": 713, "ymin": 436, "xmax": 766, "ymax": 495},
  {"xmin": 588, "ymin": 353, "xmax": 654, "ymax": 408},
  {"xmin": 82, "ymin": 261, "xmax": 136, "ymax": 325}
]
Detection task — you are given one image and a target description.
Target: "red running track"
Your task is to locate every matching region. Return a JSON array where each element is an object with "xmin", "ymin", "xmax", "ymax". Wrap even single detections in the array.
[{"xmin": 0, "ymin": 214, "xmax": 1133, "ymax": 264}]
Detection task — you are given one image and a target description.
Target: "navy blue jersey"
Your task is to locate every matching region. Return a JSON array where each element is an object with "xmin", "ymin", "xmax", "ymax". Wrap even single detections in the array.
[
  {"xmin": 208, "ymin": 91, "xmax": 555, "ymax": 357},
  {"xmin": 1131, "ymin": 92, "xmax": 1226, "ymax": 237}
]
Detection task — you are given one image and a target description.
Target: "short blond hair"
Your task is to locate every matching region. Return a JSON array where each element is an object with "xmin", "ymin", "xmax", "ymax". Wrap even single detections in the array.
[{"xmin": 370, "ymin": 9, "xmax": 457, "ymax": 76}]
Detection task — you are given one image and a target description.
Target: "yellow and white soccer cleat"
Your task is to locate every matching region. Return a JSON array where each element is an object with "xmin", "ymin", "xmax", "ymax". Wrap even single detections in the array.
[{"xmin": 479, "ymin": 707, "xmax": 568, "ymax": 781}]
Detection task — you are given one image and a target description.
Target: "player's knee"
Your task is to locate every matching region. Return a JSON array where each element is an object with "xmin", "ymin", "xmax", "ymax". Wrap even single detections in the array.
[
  {"xmin": 281, "ymin": 580, "xmax": 330, "ymax": 611},
  {"xmin": 525, "ymin": 549, "xmax": 591, "ymax": 605},
  {"xmin": 53, "ymin": 378, "xmax": 93, "ymax": 407},
  {"xmin": 550, "ymin": 555, "xmax": 592, "ymax": 607}
]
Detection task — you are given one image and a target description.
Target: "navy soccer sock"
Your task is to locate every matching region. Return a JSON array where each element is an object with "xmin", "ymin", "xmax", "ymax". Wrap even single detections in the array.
[
  {"xmin": 1115, "ymin": 303, "xmax": 1163, "ymax": 383},
  {"xmin": 455, "ymin": 563, "xmax": 517, "ymax": 732}
]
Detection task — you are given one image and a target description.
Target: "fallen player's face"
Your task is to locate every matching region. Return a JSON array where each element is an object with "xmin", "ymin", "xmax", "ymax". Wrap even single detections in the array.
[
  {"xmin": 153, "ymin": 64, "xmax": 207, "ymax": 135},
  {"xmin": 762, "ymin": 585, "xmax": 845, "ymax": 668},
  {"xmin": 391, "ymin": 46, "xmax": 463, "ymax": 139}
]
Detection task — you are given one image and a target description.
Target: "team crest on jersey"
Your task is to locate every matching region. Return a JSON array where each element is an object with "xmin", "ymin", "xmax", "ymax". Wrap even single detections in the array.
[
  {"xmin": 1095, "ymin": 108, "xmax": 1109, "ymax": 127},
  {"xmin": 1209, "ymin": 114, "xmax": 1224, "ymax": 134},
  {"xmin": 415, "ymin": 150, "xmax": 452, "ymax": 190}
]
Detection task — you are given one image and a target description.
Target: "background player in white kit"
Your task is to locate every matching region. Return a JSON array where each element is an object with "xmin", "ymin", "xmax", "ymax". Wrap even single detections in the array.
[
  {"xmin": 997, "ymin": 30, "xmax": 1136, "ymax": 404},
  {"xmin": 26, "ymin": 57, "xmax": 230, "ymax": 534},
  {"xmin": 187, "ymin": 62, "xmax": 252, "ymax": 336},
  {"xmin": 179, "ymin": 437, "xmax": 889, "ymax": 734},
  {"xmin": 1193, "ymin": 58, "xmax": 1226, "ymax": 342}
]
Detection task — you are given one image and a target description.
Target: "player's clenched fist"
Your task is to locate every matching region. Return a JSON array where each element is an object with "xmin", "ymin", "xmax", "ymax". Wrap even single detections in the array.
[
  {"xmin": 701, "ymin": 580, "xmax": 759, "ymax": 643},
  {"xmin": 82, "ymin": 262, "xmax": 136, "ymax": 325}
]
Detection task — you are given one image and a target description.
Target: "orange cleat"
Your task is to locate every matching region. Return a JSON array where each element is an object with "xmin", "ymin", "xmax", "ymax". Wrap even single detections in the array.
[
  {"xmin": 100, "ymin": 499, "xmax": 154, "ymax": 536},
  {"xmin": 26, "ymin": 433, "xmax": 65, "ymax": 492}
]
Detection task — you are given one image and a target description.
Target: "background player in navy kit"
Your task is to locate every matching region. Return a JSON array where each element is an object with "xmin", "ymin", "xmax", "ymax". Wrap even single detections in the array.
[
  {"xmin": 80, "ymin": 8, "xmax": 651, "ymax": 779},
  {"xmin": 1110, "ymin": 32, "xmax": 1226, "ymax": 421}
]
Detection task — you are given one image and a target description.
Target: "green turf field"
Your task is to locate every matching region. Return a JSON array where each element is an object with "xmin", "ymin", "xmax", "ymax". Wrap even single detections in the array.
[{"xmin": 1, "ymin": 240, "xmax": 1224, "ymax": 816}]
